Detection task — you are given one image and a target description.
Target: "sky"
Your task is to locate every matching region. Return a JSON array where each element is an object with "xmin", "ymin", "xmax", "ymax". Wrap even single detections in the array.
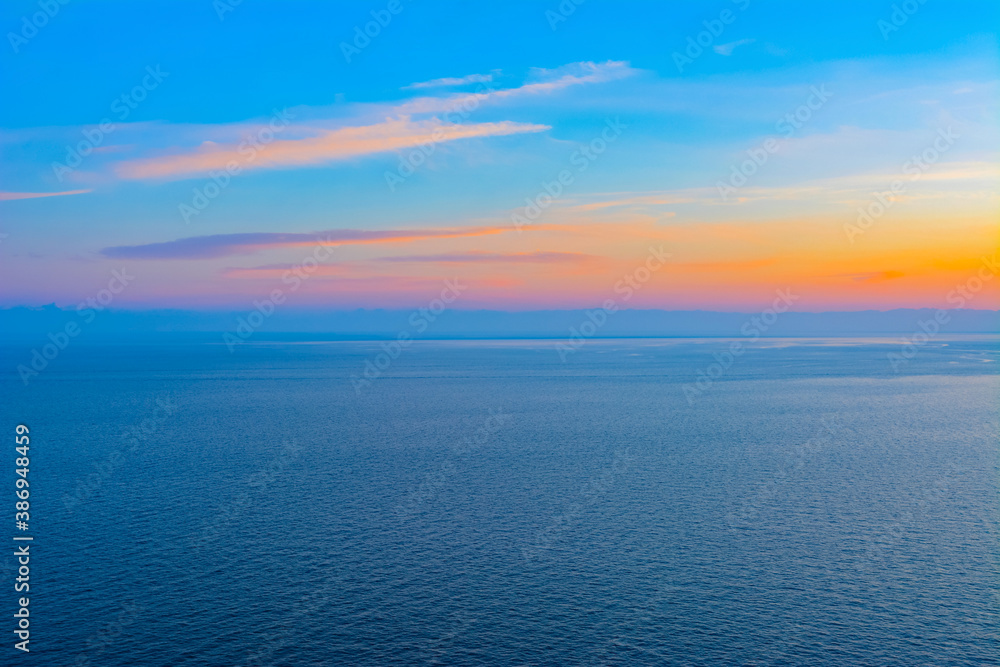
[{"xmin": 0, "ymin": 0, "xmax": 998, "ymax": 313}]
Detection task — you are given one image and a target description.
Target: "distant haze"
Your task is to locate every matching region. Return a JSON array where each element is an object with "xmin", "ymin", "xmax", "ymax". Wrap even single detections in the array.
[{"xmin": 0, "ymin": 306, "xmax": 995, "ymax": 343}]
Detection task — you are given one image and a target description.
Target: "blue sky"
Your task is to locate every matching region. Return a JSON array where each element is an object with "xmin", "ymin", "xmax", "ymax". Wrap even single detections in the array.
[{"xmin": 0, "ymin": 0, "xmax": 997, "ymax": 310}]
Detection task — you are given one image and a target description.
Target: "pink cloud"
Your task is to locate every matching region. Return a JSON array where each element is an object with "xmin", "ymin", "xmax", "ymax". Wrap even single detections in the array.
[
  {"xmin": 402, "ymin": 73, "xmax": 495, "ymax": 90},
  {"xmin": 101, "ymin": 226, "xmax": 517, "ymax": 260},
  {"xmin": 395, "ymin": 61, "xmax": 635, "ymax": 115},
  {"xmin": 376, "ymin": 251, "xmax": 595, "ymax": 264},
  {"xmin": 0, "ymin": 189, "xmax": 91, "ymax": 201},
  {"xmin": 115, "ymin": 118, "xmax": 548, "ymax": 181}
]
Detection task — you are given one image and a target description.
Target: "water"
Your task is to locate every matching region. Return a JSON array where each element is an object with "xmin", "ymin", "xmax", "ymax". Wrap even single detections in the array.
[{"xmin": 2, "ymin": 337, "xmax": 998, "ymax": 665}]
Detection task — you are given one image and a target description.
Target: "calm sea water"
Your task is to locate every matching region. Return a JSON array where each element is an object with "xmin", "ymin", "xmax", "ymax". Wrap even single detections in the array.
[{"xmin": 2, "ymin": 337, "xmax": 998, "ymax": 666}]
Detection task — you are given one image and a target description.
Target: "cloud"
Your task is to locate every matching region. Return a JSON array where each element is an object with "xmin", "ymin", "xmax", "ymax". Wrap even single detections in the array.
[
  {"xmin": 100, "ymin": 227, "xmax": 515, "ymax": 260},
  {"xmin": 590, "ymin": 154, "xmax": 998, "ymax": 212},
  {"xmin": 403, "ymin": 73, "xmax": 494, "ymax": 90},
  {"xmin": 669, "ymin": 258, "xmax": 778, "ymax": 272},
  {"xmin": 713, "ymin": 39, "xmax": 755, "ymax": 56},
  {"xmin": 841, "ymin": 271, "xmax": 906, "ymax": 283},
  {"xmin": 376, "ymin": 251, "xmax": 595, "ymax": 264},
  {"xmin": 110, "ymin": 61, "xmax": 631, "ymax": 182},
  {"xmin": 562, "ymin": 194, "xmax": 691, "ymax": 213},
  {"xmin": 115, "ymin": 118, "xmax": 548, "ymax": 181},
  {"xmin": 221, "ymin": 264, "xmax": 351, "ymax": 279},
  {"xmin": 393, "ymin": 60, "xmax": 636, "ymax": 115},
  {"xmin": 525, "ymin": 61, "xmax": 634, "ymax": 86},
  {"xmin": 0, "ymin": 189, "xmax": 91, "ymax": 201}
]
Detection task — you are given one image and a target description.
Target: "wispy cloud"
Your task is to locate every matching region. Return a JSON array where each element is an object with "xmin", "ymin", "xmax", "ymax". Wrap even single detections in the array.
[
  {"xmin": 841, "ymin": 270, "xmax": 906, "ymax": 283},
  {"xmin": 221, "ymin": 254, "xmax": 593, "ymax": 280},
  {"xmin": 393, "ymin": 60, "xmax": 636, "ymax": 115},
  {"xmin": 377, "ymin": 251, "xmax": 595, "ymax": 264},
  {"xmin": 565, "ymin": 158, "xmax": 998, "ymax": 211},
  {"xmin": 115, "ymin": 118, "xmax": 547, "ymax": 181},
  {"xmin": 100, "ymin": 227, "xmax": 516, "ymax": 260},
  {"xmin": 0, "ymin": 189, "xmax": 92, "ymax": 201},
  {"xmin": 714, "ymin": 38, "xmax": 755, "ymax": 56},
  {"xmin": 221, "ymin": 264, "xmax": 351, "ymax": 279},
  {"xmin": 111, "ymin": 61, "xmax": 631, "ymax": 182},
  {"xmin": 561, "ymin": 194, "xmax": 689, "ymax": 213},
  {"xmin": 402, "ymin": 73, "xmax": 494, "ymax": 90}
]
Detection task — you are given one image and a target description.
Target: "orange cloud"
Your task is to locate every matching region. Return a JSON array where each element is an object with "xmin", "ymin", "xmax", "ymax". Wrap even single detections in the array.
[{"xmin": 840, "ymin": 270, "xmax": 906, "ymax": 283}]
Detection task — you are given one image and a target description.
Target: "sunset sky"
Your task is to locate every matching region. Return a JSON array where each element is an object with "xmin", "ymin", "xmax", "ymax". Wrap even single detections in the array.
[{"xmin": 1, "ymin": 0, "xmax": 997, "ymax": 312}]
